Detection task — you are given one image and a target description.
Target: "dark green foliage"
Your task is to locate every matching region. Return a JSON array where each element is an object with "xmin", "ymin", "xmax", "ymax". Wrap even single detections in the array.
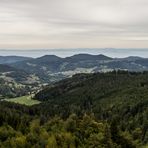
[
  {"xmin": 35, "ymin": 71, "xmax": 148, "ymax": 146},
  {"xmin": 0, "ymin": 109, "xmax": 136, "ymax": 148},
  {"xmin": 0, "ymin": 71, "xmax": 148, "ymax": 147}
]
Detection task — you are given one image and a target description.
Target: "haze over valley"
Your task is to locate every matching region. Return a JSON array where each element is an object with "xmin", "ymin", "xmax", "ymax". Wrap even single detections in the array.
[{"xmin": 1, "ymin": 48, "xmax": 148, "ymax": 58}]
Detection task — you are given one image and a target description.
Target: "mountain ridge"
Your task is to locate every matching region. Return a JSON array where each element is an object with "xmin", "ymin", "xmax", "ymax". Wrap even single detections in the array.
[
  {"xmin": 0, "ymin": 56, "xmax": 33, "ymax": 64},
  {"xmin": 8, "ymin": 54, "xmax": 148, "ymax": 82}
]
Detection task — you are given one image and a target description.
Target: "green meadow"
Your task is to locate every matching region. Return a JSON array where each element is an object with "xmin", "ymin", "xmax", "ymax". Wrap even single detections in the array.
[{"xmin": 4, "ymin": 95, "xmax": 40, "ymax": 106}]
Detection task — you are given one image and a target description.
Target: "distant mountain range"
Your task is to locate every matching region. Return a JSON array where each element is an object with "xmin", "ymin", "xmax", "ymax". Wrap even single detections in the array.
[
  {"xmin": 0, "ymin": 56, "xmax": 32, "ymax": 64},
  {"xmin": 0, "ymin": 54, "xmax": 148, "ymax": 84}
]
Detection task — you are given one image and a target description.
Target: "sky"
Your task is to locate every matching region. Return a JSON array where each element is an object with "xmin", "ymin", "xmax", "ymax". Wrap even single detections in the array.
[{"xmin": 1, "ymin": 0, "xmax": 148, "ymax": 49}]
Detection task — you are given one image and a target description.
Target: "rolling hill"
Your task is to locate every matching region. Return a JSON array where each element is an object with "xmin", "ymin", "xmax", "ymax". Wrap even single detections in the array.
[
  {"xmin": 0, "ymin": 64, "xmax": 17, "ymax": 72},
  {"xmin": 10, "ymin": 54, "xmax": 148, "ymax": 83},
  {"xmin": 0, "ymin": 64, "xmax": 40, "ymax": 98},
  {"xmin": 2, "ymin": 53, "xmax": 148, "ymax": 98},
  {"xmin": 34, "ymin": 71, "xmax": 148, "ymax": 146},
  {"xmin": 0, "ymin": 56, "xmax": 32, "ymax": 64}
]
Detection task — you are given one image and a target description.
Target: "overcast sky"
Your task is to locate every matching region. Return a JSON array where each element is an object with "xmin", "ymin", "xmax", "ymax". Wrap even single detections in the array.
[{"xmin": 1, "ymin": 0, "xmax": 148, "ymax": 49}]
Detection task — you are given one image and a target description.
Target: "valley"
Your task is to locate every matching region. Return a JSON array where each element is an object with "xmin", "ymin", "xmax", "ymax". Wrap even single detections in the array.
[
  {"xmin": 1, "ymin": 54, "xmax": 148, "ymax": 100},
  {"xmin": 0, "ymin": 54, "xmax": 148, "ymax": 147}
]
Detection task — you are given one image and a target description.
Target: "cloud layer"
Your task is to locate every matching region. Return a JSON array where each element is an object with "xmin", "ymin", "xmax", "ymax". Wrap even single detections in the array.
[{"xmin": 0, "ymin": 0, "xmax": 148, "ymax": 48}]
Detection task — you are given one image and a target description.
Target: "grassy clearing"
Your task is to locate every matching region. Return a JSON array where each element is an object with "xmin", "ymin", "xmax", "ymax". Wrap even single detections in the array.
[{"xmin": 4, "ymin": 95, "xmax": 41, "ymax": 106}]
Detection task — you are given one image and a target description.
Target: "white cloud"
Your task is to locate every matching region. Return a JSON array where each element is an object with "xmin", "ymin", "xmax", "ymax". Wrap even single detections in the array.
[{"xmin": 0, "ymin": 0, "xmax": 148, "ymax": 48}]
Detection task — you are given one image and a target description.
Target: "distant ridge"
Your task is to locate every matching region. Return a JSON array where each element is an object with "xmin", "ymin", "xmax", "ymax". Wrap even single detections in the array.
[
  {"xmin": 36, "ymin": 55, "xmax": 62, "ymax": 62},
  {"xmin": 0, "ymin": 56, "xmax": 33, "ymax": 64},
  {"xmin": 119, "ymin": 56, "xmax": 144, "ymax": 61},
  {"xmin": 65, "ymin": 54, "xmax": 112, "ymax": 61},
  {"xmin": 5, "ymin": 53, "xmax": 148, "ymax": 83}
]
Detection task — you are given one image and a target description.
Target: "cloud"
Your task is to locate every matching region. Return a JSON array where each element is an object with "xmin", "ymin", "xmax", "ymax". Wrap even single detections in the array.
[{"xmin": 0, "ymin": 0, "xmax": 148, "ymax": 48}]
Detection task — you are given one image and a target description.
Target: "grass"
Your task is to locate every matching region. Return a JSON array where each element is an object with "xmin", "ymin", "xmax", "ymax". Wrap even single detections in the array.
[{"xmin": 4, "ymin": 95, "xmax": 41, "ymax": 106}]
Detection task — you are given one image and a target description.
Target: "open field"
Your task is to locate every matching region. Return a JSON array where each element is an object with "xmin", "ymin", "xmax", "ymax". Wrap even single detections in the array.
[{"xmin": 4, "ymin": 95, "xmax": 41, "ymax": 106}]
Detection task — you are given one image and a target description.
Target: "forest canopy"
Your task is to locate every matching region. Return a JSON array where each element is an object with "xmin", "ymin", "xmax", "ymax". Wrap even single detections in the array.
[{"xmin": 0, "ymin": 71, "xmax": 148, "ymax": 147}]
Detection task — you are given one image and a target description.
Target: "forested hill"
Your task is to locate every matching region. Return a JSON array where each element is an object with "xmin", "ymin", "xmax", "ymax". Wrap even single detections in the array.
[
  {"xmin": 0, "ymin": 71, "xmax": 147, "ymax": 147},
  {"xmin": 0, "ymin": 56, "xmax": 32, "ymax": 64},
  {"xmin": 34, "ymin": 71, "xmax": 148, "ymax": 146},
  {"xmin": 35, "ymin": 71, "xmax": 148, "ymax": 104},
  {"xmin": 0, "ymin": 64, "xmax": 17, "ymax": 72}
]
